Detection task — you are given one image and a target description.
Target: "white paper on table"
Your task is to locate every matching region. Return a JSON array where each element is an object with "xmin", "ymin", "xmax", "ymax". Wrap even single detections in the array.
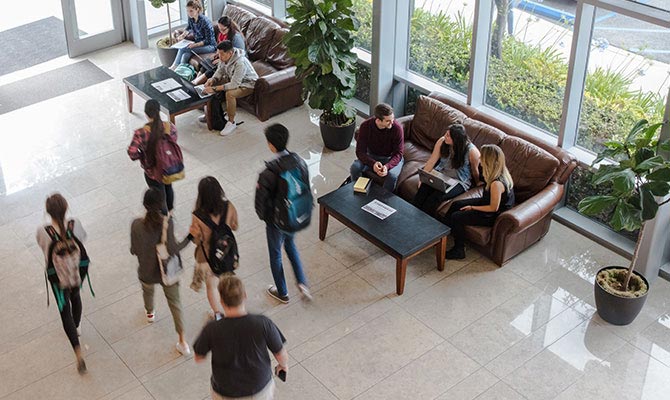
[
  {"xmin": 151, "ymin": 78, "xmax": 181, "ymax": 93},
  {"xmin": 170, "ymin": 39, "xmax": 194, "ymax": 49},
  {"xmin": 361, "ymin": 199, "xmax": 396, "ymax": 220},
  {"xmin": 166, "ymin": 89, "xmax": 191, "ymax": 102}
]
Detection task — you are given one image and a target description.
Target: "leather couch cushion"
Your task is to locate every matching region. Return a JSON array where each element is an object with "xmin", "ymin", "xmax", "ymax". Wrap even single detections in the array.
[
  {"xmin": 463, "ymin": 119, "xmax": 505, "ymax": 149},
  {"xmin": 266, "ymin": 28, "xmax": 294, "ymax": 70},
  {"xmin": 224, "ymin": 5, "xmax": 256, "ymax": 35},
  {"xmin": 246, "ymin": 17, "xmax": 281, "ymax": 62},
  {"xmin": 499, "ymin": 136, "xmax": 559, "ymax": 202},
  {"xmin": 411, "ymin": 95, "xmax": 467, "ymax": 151},
  {"xmin": 252, "ymin": 60, "xmax": 278, "ymax": 77},
  {"xmin": 403, "ymin": 141, "xmax": 431, "ymax": 164}
]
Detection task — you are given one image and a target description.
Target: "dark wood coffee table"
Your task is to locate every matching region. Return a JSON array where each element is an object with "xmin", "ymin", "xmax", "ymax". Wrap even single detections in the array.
[
  {"xmin": 318, "ymin": 183, "xmax": 450, "ymax": 295},
  {"xmin": 123, "ymin": 66, "xmax": 213, "ymax": 129}
]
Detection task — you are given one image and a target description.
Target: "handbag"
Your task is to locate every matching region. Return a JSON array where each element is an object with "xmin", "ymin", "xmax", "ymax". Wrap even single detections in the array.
[{"xmin": 157, "ymin": 216, "xmax": 183, "ymax": 286}]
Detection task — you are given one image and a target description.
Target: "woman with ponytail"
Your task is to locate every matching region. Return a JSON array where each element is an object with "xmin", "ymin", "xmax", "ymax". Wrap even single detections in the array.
[
  {"xmin": 35, "ymin": 193, "xmax": 88, "ymax": 374},
  {"xmin": 131, "ymin": 188, "xmax": 190, "ymax": 355},
  {"xmin": 128, "ymin": 99, "xmax": 179, "ymax": 215}
]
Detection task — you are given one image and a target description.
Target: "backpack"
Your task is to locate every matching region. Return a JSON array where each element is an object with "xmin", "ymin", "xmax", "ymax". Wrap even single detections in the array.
[
  {"xmin": 174, "ymin": 63, "xmax": 196, "ymax": 81},
  {"xmin": 44, "ymin": 221, "xmax": 95, "ymax": 310},
  {"xmin": 194, "ymin": 202, "xmax": 239, "ymax": 275},
  {"xmin": 273, "ymin": 159, "xmax": 313, "ymax": 232},
  {"xmin": 145, "ymin": 125, "xmax": 185, "ymax": 184}
]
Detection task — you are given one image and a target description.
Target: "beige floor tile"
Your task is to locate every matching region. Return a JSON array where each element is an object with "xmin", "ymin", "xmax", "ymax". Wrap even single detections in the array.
[
  {"xmin": 474, "ymin": 381, "xmax": 526, "ymax": 400},
  {"xmin": 317, "ymin": 227, "xmax": 383, "ymax": 268},
  {"xmin": 143, "ymin": 356, "xmax": 211, "ymax": 400},
  {"xmin": 435, "ymin": 368, "xmax": 499, "ymax": 400},
  {"xmin": 274, "ymin": 364, "xmax": 338, "ymax": 400},
  {"xmin": 631, "ymin": 314, "xmax": 670, "ymax": 368},
  {"xmin": 302, "ymin": 309, "xmax": 443, "ymax": 400},
  {"xmin": 449, "ymin": 287, "xmax": 570, "ymax": 365},
  {"xmin": 355, "ymin": 341, "xmax": 479, "ymax": 400}
]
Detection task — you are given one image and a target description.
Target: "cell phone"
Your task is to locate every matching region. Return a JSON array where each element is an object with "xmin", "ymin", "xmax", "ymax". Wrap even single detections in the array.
[{"xmin": 277, "ymin": 369, "xmax": 287, "ymax": 382}]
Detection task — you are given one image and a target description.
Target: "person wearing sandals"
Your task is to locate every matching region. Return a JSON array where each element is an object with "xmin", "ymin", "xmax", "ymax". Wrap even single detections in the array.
[
  {"xmin": 131, "ymin": 188, "xmax": 191, "ymax": 355},
  {"xmin": 188, "ymin": 176, "xmax": 239, "ymax": 319},
  {"xmin": 170, "ymin": 0, "xmax": 216, "ymax": 70},
  {"xmin": 35, "ymin": 193, "xmax": 87, "ymax": 374}
]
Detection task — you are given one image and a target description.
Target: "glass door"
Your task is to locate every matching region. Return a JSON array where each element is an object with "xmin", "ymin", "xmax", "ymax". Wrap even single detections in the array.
[{"xmin": 60, "ymin": 0, "xmax": 124, "ymax": 57}]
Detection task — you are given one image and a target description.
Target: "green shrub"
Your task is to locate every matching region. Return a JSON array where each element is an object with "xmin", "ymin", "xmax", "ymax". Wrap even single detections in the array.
[{"xmin": 351, "ymin": 0, "xmax": 372, "ymax": 52}]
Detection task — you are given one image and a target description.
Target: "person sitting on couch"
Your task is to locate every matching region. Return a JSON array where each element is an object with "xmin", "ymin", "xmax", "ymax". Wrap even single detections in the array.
[
  {"xmin": 170, "ymin": 0, "xmax": 216, "ymax": 70},
  {"xmin": 203, "ymin": 40, "xmax": 258, "ymax": 136},
  {"xmin": 192, "ymin": 16, "xmax": 246, "ymax": 86},
  {"xmin": 442, "ymin": 144, "xmax": 514, "ymax": 259},
  {"xmin": 412, "ymin": 123, "xmax": 480, "ymax": 216},
  {"xmin": 350, "ymin": 103, "xmax": 404, "ymax": 192}
]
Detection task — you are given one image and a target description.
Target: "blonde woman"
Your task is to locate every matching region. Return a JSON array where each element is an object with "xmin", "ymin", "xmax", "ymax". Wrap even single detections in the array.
[{"xmin": 442, "ymin": 144, "xmax": 514, "ymax": 259}]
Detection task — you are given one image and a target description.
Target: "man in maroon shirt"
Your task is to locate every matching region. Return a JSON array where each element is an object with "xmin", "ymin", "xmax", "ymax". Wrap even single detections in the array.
[{"xmin": 350, "ymin": 103, "xmax": 405, "ymax": 192}]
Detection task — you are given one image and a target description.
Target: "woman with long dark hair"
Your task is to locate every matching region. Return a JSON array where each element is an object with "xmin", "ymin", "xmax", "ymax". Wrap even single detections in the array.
[
  {"xmin": 128, "ymin": 99, "xmax": 178, "ymax": 215},
  {"xmin": 192, "ymin": 16, "xmax": 245, "ymax": 86},
  {"xmin": 188, "ymin": 176, "xmax": 238, "ymax": 318},
  {"xmin": 35, "ymin": 193, "xmax": 87, "ymax": 374},
  {"xmin": 131, "ymin": 188, "xmax": 190, "ymax": 355},
  {"xmin": 412, "ymin": 124, "xmax": 481, "ymax": 216}
]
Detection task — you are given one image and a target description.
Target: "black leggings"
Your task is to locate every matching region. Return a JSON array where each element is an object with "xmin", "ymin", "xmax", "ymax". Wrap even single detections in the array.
[
  {"xmin": 443, "ymin": 198, "xmax": 498, "ymax": 249},
  {"xmin": 53, "ymin": 286, "xmax": 82, "ymax": 349},
  {"xmin": 145, "ymin": 174, "xmax": 174, "ymax": 215},
  {"xmin": 412, "ymin": 183, "xmax": 465, "ymax": 216}
]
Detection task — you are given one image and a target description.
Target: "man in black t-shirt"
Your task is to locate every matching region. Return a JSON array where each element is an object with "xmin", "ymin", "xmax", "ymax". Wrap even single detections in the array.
[{"xmin": 194, "ymin": 275, "xmax": 288, "ymax": 399}]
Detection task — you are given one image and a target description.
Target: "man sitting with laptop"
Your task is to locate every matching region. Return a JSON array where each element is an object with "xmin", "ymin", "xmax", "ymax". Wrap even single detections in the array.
[
  {"xmin": 202, "ymin": 40, "xmax": 258, "ymax": 136},
  {"xmin": 412, "ymin": 123, "xmax": 481, "ymax": 217},
  {"xmin": 350, "ymin": 103, "xmax": 404, "ymax": 192}
]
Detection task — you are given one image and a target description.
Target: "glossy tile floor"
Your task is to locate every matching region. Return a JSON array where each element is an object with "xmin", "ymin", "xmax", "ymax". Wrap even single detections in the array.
[{"xmin": 1, "ymin": 43, "xmax": 670, "ymax": 400}]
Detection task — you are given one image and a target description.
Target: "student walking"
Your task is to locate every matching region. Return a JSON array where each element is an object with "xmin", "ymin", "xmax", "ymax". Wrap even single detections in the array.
[
  {"xmin": 442, "ymin": 144, "xmax": 514, "ymax": 259},
  {"xmin": 194, "ymin": 275, "xmax": 288, "ymax": 400},
  {"xmin": 189, "ymin": 176, "xmax": 239, "ymax": 318},
  {"xmin": 255, "ymin": 124, "xmax": 312, "ymax": 304},
  {"xmin": 130, "ymin": 188, "xmax": 190, "ymax": 355},
  {"xmin": 36, "ymin": 193, "xmax": 88, "ymax": 374}
]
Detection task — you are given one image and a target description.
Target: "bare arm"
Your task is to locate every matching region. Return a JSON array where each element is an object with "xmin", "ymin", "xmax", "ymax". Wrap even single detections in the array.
[
  {"xmin": 423, "ymin": 137, "xmax": 444, "ymax": 172},
  {"xmin": 194, "ymin": 354, "xmax": 207, "ymax": 363},
  {"xmin": 469, "ymin": 146, "xmax": 481, "ymax": 186},
  {"xmin": 226, "ymin": 202, "xmax": 239, "ymax": 231},
  {"xmin": 465, "ymin": 181, "xmax": 504, "ymax": 213},
  {"xmin": 273, "ymin": 347, "xmax": 289, "ymax": 373}
]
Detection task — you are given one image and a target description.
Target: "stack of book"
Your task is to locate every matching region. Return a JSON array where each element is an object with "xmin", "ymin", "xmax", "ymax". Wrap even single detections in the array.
[{"xmin": 353, "ymin": 177, "xmax": 371, "ymax": 194}]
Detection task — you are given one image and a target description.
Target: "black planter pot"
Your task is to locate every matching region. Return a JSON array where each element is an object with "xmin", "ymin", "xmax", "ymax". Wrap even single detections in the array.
[
  {"xmin": 157, "ymin": 41, "xmax": 178, "ymax": 68},
  {"xmin": 594, "ymin": 266, "xmax": 649, "ymax": 325},
  {"xmin": 319, "ymin": 118, "xmax": 355, "ymax": 151}
]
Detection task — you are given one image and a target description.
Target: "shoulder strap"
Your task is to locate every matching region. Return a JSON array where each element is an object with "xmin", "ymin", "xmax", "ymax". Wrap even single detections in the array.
[
  {"xmin": 45, "ymin": 226, "xmax": 60, "ymax": 242},
  {"xmin": 66, "ymin": 220, "xmax": 76, "ymax": 239},
  {"xmin": 193, "ymin": 210, "xmax": 217, "ymax": 231},
  {"xmin": 218, "ymin": 201, "xmax": 230, "ymax": 228}
]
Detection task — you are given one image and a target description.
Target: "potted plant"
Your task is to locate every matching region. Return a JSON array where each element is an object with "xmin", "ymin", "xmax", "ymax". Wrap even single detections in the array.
[
  {"xmin": 578, "ymin": 119, "xmax": 670, "ymax": 325},
  {"xmin": 284, "ymin": 0, "xmax": 359, "ymax": 151},
  {"xmin": 150, "ymin": 0, "xmax": 179, "ymax": 67}
]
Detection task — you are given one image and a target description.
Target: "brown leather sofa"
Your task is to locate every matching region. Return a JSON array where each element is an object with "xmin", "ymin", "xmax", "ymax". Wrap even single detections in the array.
[
  {"xmin": 380, "ymin": 93, "xmax": 577, "ymax": 266},
  {"xmin": 190, "ymin": 2, "xmax": 303, "ymax": 121}
]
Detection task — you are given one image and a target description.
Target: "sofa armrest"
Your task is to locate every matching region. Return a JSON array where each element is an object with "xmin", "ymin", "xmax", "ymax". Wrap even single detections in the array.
[
  {"xmin": 493, "ymin": 182, "xmax": 564, "ymax": 236},
  {"xmin": 255, "ymin": 66, "xmax": 300, "ymax": 93}
]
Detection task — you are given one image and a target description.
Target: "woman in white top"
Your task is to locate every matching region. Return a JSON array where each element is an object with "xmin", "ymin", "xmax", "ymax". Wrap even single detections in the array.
[{"xmin": 35, "ymin": 193, "xmax": 88, "ymax": 374}]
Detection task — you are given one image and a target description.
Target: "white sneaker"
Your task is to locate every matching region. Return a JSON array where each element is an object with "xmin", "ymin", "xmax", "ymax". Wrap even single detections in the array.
[
  {"xmin": 198, "ymin": 115, "xmax": 207, "ymax": 123},
  {"xmin": 220, "ymin": 121, "xmax": 237, "ymax": 136},
  {"xmin": 146, "ymin": 310, "xmax": 155, "ymax": 323},
  {"xmin": 298, "ymin": 284, "xmax": 313, "ymax": 301},
  {"xmin": 176, "ymin": 342, "xmax": 191, "ymax": 356},
  {"xmin": 76, "ymin": 325, "xmax": 82, "ymax": 336}
]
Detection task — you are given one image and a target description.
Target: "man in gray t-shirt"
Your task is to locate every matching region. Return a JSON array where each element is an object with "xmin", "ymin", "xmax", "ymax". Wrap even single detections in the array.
[{"xmin": 194, "ymin": 275, "xmax": 287, "ymax": 399}]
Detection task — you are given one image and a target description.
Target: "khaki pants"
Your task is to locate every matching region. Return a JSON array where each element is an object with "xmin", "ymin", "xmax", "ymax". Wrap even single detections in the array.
[
  {"xmin": 225, "ymin": 87, "xmax": 254, "ymax": 123},
  {"xmin": 141, "ymin": 281, "xmax": 184, "ymax": 334},
  {"xmin": 211, "ymin": 379, "xmax": 275, "ymax": 400}
]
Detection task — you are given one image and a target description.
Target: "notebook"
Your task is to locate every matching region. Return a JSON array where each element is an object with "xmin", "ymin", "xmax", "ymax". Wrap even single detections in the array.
[{"xmin": 418, "ymin": 168, "xmax": 461, "ymax": 193}]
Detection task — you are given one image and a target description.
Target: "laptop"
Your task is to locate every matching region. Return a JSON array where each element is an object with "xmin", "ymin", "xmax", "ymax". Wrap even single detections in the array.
[{"xmin": 418, "ymin": 169, "xmax": 461, "ymax": 193}]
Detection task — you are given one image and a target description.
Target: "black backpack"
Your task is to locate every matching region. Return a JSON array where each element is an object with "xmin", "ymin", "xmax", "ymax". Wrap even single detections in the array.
[
  {"xmin": 194, "ymin": 202, "xmax": 239, "ymax": 275},
  {"xmin": 273, "ymin": 156, "xmax": 313, "ymax": 232}
]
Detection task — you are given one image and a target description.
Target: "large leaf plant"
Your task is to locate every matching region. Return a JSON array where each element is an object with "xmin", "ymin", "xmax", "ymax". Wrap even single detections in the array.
[
  {"xmin": 579, "ymin": 119, "xmax": 670, "ymax": 291},
  {"xmin": 284, "ymin": 0, "xmax": 359, "ymax": 127}
]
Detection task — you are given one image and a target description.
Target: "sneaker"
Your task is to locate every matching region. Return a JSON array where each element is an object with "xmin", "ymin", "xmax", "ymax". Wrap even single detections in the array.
[
  {"xmin": 445, "ymin": 247, "xmax": 466, "ymax": 260},
  {"xmin": 146, "ymin": 310, "xmax": 155, "ymax": 323},
  {"xmin": 77, "ymin": 359, "xmax": 87, "ymax": 375},
  {"xmin": 220, "ymin": 121, "xmax": 237, "ymax": 136},
  {"xmin": 198, "ymin": 115, "xmax": 207, "ymax": 123},
  {"xmin": 176, "ymin": 342, "xmax": 191, "ymax": 356},
  {"xmin": 298, "ymin": 284, "xmax": 313, "ymax": 301},
  {"xmin": 266, "ymin": 285, "xmax": 289, "ymax": 304},
  {"xmin": 76, "ymin": 325, "xmax": 82, "ymax": 337}
]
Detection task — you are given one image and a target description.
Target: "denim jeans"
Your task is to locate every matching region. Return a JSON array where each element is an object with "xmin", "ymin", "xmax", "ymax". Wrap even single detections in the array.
[
  {"xmin": 144, "ymin": 174, "xmax": 173, "ymax": 215},
  {"xmin": 265, "ymin": 223, "xmax": 307, "ymax": 297},
  {"xmin": 350, "ymin": 154, "xmax": 404, "ymax": 192},
  {"xmin": 172, "ymin": 45, "xmax": 217, "ymax": 67}
]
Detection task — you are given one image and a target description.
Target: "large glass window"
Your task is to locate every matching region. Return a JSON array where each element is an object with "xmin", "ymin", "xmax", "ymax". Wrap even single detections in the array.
[
  {"xmin": 484, "ymin": 1, "xmax": 574, "ymax": 137},
  {"xmin": 408, "ymin": 0, "xmax": 475, "ymax": 94},
  {"xmin": 354, "ymin": 63, "xmax": 371, "ymax": 104},
  {"xmin": 145, "ymin": 1, "xmax": 182, "ymax": 32},
  {"xmin": 576, "ymin": 10, "xmax": 669, "ymax": 153},
  {"xmin": 352, "ymin": 0, "xmax": 372, "ymax": 52}
]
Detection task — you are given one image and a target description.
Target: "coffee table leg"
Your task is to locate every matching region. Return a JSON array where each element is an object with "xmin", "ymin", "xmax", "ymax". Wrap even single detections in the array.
[
  {"xmin": 319, "ymin": 205, "xmax": 329, "ymax": 241},
  {"xmin": 436, "ymin": 236, "xmax": 446, "ymax": 271},
  {"xmin": 125, "ymin": 86, "xmax": 133, "ymax": 113},
  {"xmin": 396, "ymin": 258, "xmax": 408, "ymax": 295}
]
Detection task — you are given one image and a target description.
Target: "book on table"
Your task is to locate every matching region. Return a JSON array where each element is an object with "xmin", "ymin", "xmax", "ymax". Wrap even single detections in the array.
[{"xmin": 353, "ymin": 177, "xmax": 371, "ymax": 194}]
